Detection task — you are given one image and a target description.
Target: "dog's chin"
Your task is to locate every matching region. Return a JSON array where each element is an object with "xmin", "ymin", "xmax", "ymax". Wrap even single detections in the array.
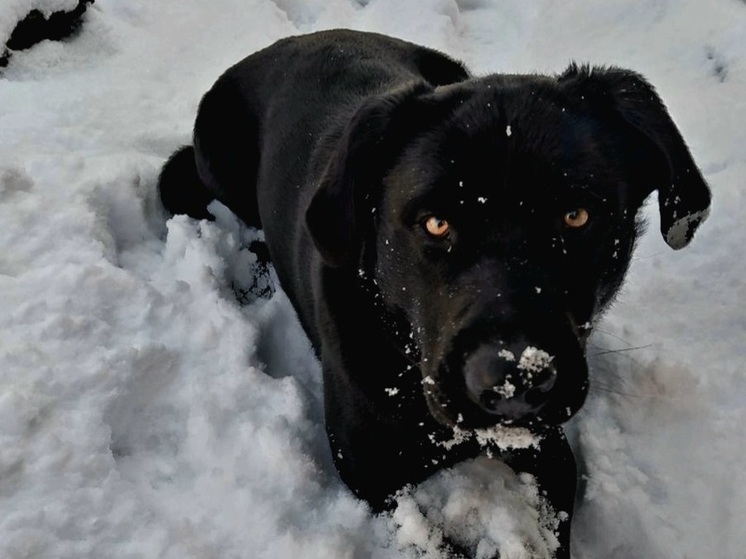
[
  {"xmin": 421, "ymin": 379, "xmax": 582, "ymax": 432},
  {"xmin": 421, "ymin": 383, "xmax": 522, "ymax": 430}
]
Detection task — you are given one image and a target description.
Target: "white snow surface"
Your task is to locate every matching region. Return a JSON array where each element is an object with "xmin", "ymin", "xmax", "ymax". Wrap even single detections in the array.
[{"xmin": 1, "ymin": 1, "xmax": 745, "ymax": 558}]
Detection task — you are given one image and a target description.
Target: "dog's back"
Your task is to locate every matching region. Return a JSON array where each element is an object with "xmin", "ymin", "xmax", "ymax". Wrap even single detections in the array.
[
  {"xmin": 158, "ymin": 30, "xmax": 468, "ymax": 339},
  {"xmin": 159, "ymin": 30, "xmax": 468, "ymax": 224}
]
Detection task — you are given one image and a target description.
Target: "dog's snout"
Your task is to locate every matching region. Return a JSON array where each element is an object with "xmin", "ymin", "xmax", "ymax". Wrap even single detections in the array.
[{"xmin": 463, "ymin": 343, "xmax": 556, "ymax": 421}]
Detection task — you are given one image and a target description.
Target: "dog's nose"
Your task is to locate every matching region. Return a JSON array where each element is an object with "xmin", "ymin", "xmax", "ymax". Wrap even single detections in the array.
[{"xmin": 463, "ymin": 343, "xmax": 556, "ymax": 421}]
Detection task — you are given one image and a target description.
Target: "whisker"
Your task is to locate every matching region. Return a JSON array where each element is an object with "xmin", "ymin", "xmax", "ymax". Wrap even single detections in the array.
[
  {"xmin": 631, "ymin": 250, "xmax": 665, "ymax": 261},
  {"xmin": 589, "ymin": 381, "xmax": 688, "ymax": 403},
  {"xmin": 589, "ymin": 344, "xmax": 651, "ymax": 357},
  {"xmin": 589, "ymin": 381, "xmax": 639, "ymax": 399},
  {"xmin": 589, "ymin": 327, "xmax": 636, "ymax": 346}
]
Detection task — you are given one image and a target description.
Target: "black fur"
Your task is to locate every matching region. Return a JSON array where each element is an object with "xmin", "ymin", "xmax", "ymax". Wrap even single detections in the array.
[{"xmin": 158, "ymin": 29, "xmax": 710, "ymax": 557}]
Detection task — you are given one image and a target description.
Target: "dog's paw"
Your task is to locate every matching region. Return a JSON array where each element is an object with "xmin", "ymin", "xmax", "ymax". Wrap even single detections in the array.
[{"xmin": 390, "ymin": 457, "xmax": 562, "ymax": 559}]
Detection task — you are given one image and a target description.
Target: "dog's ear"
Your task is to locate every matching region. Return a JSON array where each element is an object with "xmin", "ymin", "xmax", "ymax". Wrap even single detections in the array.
[
  {"xmin": 559, "ymin": 64, "xmax": 711, "ymax": 249},
  {"xmin": 306, "ymin": 81, "xmax": 434, "ymax": 267}
]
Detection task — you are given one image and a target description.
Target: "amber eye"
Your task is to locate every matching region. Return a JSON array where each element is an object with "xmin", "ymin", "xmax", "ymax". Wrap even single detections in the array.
[
  {"xmin": 563, "ymin": 208, "xmax": 590, "ymax": 228},
  {"xmin": 424, "ymin": 216, "xmax": 450, "ymax": 238}
]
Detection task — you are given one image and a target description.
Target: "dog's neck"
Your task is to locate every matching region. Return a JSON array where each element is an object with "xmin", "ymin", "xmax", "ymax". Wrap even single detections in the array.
[{"xmin": 355, "ymin": 265, "xmax": 422, "ymax": 367}]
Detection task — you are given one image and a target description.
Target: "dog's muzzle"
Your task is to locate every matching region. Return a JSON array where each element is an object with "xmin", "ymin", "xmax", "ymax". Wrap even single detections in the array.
[
  {"xmin": 463, "ymin": 340, "xmax": 557, "ymax": 422},
  {"xmin": 422, "ymin": 313, "xmax": 589, "ymax": 429}
]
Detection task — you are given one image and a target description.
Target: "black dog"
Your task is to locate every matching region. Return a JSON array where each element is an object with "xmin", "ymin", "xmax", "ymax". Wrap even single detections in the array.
[{"xmin": 158, "ymin": 29, "xmax": 710, "ymax": 557}]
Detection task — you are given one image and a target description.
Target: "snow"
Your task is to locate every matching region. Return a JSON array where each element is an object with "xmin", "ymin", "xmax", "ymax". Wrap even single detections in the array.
[
  {"xmin": 1, "ymin": 0, "xmax": 744, "ymax": 558},
  {"xmin": 393, "ymin": 460, "xmax": 560, "ymax": 558},
  {"xmin": 499, "ymin": 348, "xmax": 517, "ymax": 361},
  {"xmin": 437, "ymin": 425, "xmax": 539, "ymax": 454},
  {"xmin": 494, "ymin": 379, "xmax": 516, "ymax": 399},
  {"xmin": 517, "ymin": 347, "xmax": 554, "ymax": 374}
]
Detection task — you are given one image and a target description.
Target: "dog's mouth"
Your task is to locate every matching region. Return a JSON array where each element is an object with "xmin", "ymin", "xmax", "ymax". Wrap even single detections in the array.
[{"xmin": 418, "ymin": 329, "xmax": 589, "ymax": 431}]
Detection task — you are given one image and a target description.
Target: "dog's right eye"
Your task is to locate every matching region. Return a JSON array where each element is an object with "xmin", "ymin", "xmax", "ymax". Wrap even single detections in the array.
[
  {"xmin": 563, "ymin": 208, "xmax": 590, "ymax": 229},
  {"xmin": 423, "ymin": 216, "xmax": 450, "ymax": 238}
]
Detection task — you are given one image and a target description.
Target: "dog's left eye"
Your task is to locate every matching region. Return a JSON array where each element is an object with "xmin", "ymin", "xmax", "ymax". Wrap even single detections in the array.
[
  {"xmin": 423, "ymin": 216, "xmax": 451, "ymax": 238},
  {"xmin": 563, "ymin": 208, "xmax": 590, "ymax": 228}
]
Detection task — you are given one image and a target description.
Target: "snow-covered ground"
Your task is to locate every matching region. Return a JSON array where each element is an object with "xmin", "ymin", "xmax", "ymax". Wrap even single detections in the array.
[{"xmin": 1, "ymin": 1, "xmax": 744, "ymax": 557}]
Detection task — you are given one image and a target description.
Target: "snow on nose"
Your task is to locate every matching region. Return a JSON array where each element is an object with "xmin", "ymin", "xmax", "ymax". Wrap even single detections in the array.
[{"xmin": 464, "ymin": 343, "xmax": 556, "ymax": 421}]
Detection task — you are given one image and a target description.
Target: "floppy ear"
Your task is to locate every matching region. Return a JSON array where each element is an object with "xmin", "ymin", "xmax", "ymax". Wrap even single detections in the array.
[
  {"xmin": 559, "ymin": 64, "xmax": 711, "ymax": 249},
  {"xmin": 305, "ymin": 81, "xmax": 434, "ymax": 267}
]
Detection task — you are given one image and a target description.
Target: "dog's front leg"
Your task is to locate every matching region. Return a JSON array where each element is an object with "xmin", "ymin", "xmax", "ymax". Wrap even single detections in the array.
[{"xmin": 504, "ymin": 427, "xmax": 576, "ymax": 559}]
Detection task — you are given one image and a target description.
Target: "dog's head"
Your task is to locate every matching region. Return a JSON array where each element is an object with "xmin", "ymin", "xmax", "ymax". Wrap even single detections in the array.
[{"xmin": 306, "ymin": 65, "xmax": 710, "ymax": 430}]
